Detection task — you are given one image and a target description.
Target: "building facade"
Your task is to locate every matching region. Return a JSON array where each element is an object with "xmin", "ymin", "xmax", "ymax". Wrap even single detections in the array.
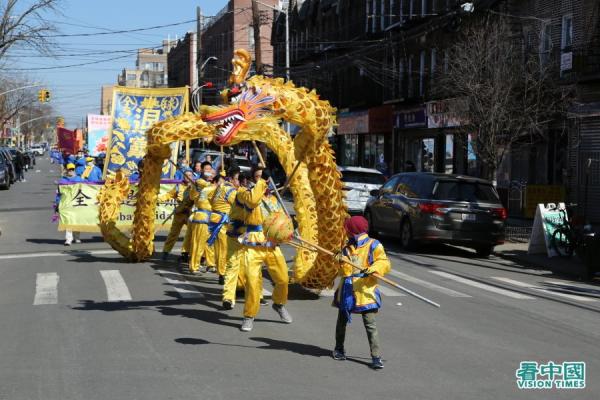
[
  {"xmin": 199, "ymin": 0, "xmax": 279, "ymax": 104},
  {"xmin": 167, "ymin": 32, "xmax": 198, "ymax": 89},
  {"xmin": 117, "ymin": 40, "xmax": 174, "ymax": 88},
  {"xmin": 272, "ymin": 0, "xmax": 600, "ymax": 222},
  {"xmin": 100, "ymin": 85, "xmax": 114, "ymax": 115}
]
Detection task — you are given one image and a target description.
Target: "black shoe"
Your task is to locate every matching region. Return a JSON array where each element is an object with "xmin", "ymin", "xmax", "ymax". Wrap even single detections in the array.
[
  {"xmin": 370, "ymin": 357, "xmax": 384, "ymax": 370},
  {"xmin": 259, "ymin": 298, "xmax": 269, "ymax": 306},
  {"xmin": 332, "ymin": 349, "xmax": 346, "ymax": 361},
  {"xmin": 178, "ymin": 253, "xmax": 189, "ymax": 263},
  {"xmin": 218, "ymin": 275, "xmax": 225, "ymax": 285},
  {"xmin": 161, "ymin": 252, "xmax": 169, "ymax": 261},
  {"xmin": 222, "ymin": 300, "xmax": 234, "ymax": 310}
]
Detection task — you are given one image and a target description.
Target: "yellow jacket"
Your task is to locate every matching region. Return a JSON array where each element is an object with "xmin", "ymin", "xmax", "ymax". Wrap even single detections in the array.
[
  {"xmin": 238, "ymin": 179, "xmax": 267, "ymax": 244},
  {"xmin": 189, "ymin": 178, "xmax": 214, "ymax": 223},
  {"xmin": 335, "ymin": 233, "xmax": 391, "ymax": 313},
  {"xmin": 227, "ymin": 186, "xmax": 248, "ymax": 237},
  {"xmin": 210, "ymin": 181, "xmax": 237, "ymax": 223},
  {"xmin": 158, "ymin": 184, "xmax": 193, "ymax": 215}
]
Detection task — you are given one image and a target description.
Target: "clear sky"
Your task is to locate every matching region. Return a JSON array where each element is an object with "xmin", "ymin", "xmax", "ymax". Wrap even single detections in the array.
[{"xmin": 6, "ymin": 0, "xmax": 229, "ymax": 127}]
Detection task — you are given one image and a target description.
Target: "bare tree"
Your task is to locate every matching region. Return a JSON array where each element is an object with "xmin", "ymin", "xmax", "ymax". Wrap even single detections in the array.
[
  {"xmin": 0, "ymin": 0, "xmax": 60, "ymax": 60},
  {"xmin": 0, "ymin": 76, "xmax": 37, "ymax": 130},
  {"xmin": 438, "ymin": 16, "xmax": 571, "ymax": 182}
]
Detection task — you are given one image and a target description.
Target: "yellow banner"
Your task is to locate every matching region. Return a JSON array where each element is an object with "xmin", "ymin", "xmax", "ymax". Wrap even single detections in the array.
[{"xmin": 57, "ymin": 182, "xmax": 180, "ymax": 232}]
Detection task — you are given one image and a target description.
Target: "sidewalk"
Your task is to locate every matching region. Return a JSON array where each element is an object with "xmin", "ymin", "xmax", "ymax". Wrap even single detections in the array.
[{"xmin": 495, "ymin": 242, "xmax": 598, "ymax": 281}]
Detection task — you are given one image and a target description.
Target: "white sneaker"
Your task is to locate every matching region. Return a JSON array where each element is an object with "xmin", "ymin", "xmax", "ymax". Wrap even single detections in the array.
[
  {"xmin": 74, "ymin": 239, "xmax": 82, "ymax": 244},
  {"xmin": 240, "ymin": 317, "xmax": 254, "ymax": 332},
  {"xmin": 64, "ymin": 242, "xmax": 71, "ymax": 246}
]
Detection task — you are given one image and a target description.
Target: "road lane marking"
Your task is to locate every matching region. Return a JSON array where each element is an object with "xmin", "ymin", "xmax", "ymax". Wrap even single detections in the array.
[
  {"xmin": 492, "ymin": 277, "xmax": 597, "ymax": 302},
  {"xmin": 389, "ymin": 269, "xmax": 471, "ymax": 297},
  {"xmin": 0, "ymin": 249, "xmax": 118, "ymax": 260},
  {"xmin": 318, "ymin": 279, "xmax": 404, "ymax": 297},
  {"xmin": 33, "ymin": 272, "xmax": 59, "ymax": 305},
  {"xmin": 430, "ymin": 271, "xmax": 534, "ymax": 299},
  {"xmin": 157, "ymin": 270, "xmax": 203, "ymax": 299},
  {"xmin": 100, "ymin": 270, "xmax": 132, "ymax": 302}
]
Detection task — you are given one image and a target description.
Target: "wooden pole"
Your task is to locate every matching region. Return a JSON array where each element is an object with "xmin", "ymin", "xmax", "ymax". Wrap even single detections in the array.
[
  {"xmin": 293, "ymin": 235, "xmax": 440, "ymax": 308},
  {"xmin": 279, "ymin": 160, "xmax": 301, "ymax": 194},
  {"xmin": 251, "ymin": 140, "xmax": 292, "ymax": 220}
]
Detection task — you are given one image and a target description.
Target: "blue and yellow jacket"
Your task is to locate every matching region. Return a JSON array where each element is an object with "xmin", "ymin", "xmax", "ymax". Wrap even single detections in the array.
[{"xmin": 335, "ymin": 233, "xmax": 391, "ymax": 317}]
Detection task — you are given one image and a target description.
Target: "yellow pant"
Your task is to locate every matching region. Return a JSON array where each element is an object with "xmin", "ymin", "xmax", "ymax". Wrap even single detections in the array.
[
  {"xmin": 223, "ymin": 236, "xmax": 246, "ymax": 304},
  {"xmin": 242, "ymin": 246, "xmax": 289, "ymax": 318},
  {"xmin": 163, "ymin": 213, "xmax": 189, "ymax": 253},
  {"xmin": 189, "ymin": 222, "xmax": 212, "ymax": 272},
  {"xmin": 214, "ymin": 229, "xmax": 228, "ymax": 276}
]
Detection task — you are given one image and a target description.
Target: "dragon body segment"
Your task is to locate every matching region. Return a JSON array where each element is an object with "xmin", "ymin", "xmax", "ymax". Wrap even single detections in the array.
[{"xmin": 98, "ymin": 49, "xmax": 347, "ymax": 289}]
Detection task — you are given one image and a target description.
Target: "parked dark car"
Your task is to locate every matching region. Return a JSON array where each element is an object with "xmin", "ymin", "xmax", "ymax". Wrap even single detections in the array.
[
  {"xmin": 0, "ymin": 155, "xmax": 10, "ymax": 189},
  {"xmin": 0, "ymin": 148, "xmax": 16, "ymax": 183},
  {"xmin": 365, "ymin": 173, "xmax": 506, "ymax": 257}
]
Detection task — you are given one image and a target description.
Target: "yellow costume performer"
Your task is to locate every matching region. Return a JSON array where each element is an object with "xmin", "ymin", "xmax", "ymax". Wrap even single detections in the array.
[
  {"xmin": 238, "ymin": 178, "xmax": 292, "ymax": 332},
  {"xmin": 188, "ymin": 179, "xmax": 215, "ymax": 273},
  {"xmin": 160, "ymin": 180, "xmax": 193, "ymax": 260},
  {"xmin": 209, "ymin": 179, "xmax": 237, "ymax": 279},
  {"xmin": 222, "ymin": 184, "xmax": 248, "ymax": 309}
]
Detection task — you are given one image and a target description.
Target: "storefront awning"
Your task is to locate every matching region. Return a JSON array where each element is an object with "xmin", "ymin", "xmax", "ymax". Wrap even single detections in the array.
[{"xmin": 337, "ymin": 105, "xmax": 393, "ymax": 135}]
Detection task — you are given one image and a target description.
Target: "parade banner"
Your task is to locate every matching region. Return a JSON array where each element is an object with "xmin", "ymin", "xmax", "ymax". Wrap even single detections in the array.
[
  {"xmin": 57, "ymin": 127, "xmax": 77, "ymax": 154},
  {"xmin": 104, "ymin": 86, "xmax": 188, "ymax": 179},
  {"xmin": 87, "ymin": 114, "xmax": 112, "ymax": 156},
  {"xmin": 57, "ymin": 181, "xmax": 180, "ymax": 232}
]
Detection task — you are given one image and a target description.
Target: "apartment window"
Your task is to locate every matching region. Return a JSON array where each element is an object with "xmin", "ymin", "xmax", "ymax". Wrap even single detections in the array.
[
  {"xmin": 248, "ymin": 26, "xmax": 255, "ymax": 50},
  {"xmin": 408, "ymin": 54, "xmax": 414, "ymax": 97},
  {"xmin": 381, "ymin": 0, "xmax": 385, "ymax": 30},
  {"xmin": 372, "ymin": 0, "xmax": 377, "ymax": 32},
  {"xmin": 540, "ymin": 23, "xmax": 552, "ymax": 65},
  {"xmin": 399, "ymin": 60, "xmax": 404, "ymax": 97},
  {"xmin": 419, "ymin": 50, "xmax": 426, "ymax": 96},
  {"xmin": 561, "ymin": 14, "xmax": 573, "ymax": 50},
  {"xmin": 422, "ymin": 0, "xmax": 427, "ymax": 16},
  {"xmin": 366, "ymin": 0, "xmax": 370, "ymax": 32},
  {"xmin": 430, "ymin": 48, "xmax": 437, "ymax": 84},
  {"xmin": 443, "ymin": 49, "xmax": 449, "ymax": 73}
]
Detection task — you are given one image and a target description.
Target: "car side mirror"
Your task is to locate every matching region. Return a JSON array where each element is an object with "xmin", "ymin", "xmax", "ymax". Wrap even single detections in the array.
[{"xmin": 370, "ymin": 189, "xmax": 380, "ymax": 197}]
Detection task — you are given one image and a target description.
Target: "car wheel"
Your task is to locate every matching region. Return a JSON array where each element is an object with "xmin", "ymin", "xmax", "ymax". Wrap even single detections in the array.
[
  {"xmin": 400, "ymin": 218, "xmax": 415, "ymax": 250},
  {"xmin": 475, "ymin": 245, "xmax": 494, "ymax": 258},
  {"xmin": 364, "ymin": 209, "xmax": 378, "ymax": 238}
]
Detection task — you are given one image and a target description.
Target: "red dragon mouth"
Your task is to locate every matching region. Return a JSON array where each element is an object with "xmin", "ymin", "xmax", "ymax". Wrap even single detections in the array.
[{"xmin": 204, "ymin": 109, "xmax": 246, "ymax": 145}]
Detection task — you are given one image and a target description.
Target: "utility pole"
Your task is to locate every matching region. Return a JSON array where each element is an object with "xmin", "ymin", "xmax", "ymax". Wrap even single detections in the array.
[{"xmin": 251, "ymin": 0, "xmax": 263, "ymax": 74}]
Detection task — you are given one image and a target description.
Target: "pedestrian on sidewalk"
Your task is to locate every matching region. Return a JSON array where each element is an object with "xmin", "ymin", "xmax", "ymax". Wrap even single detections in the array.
[
  {"xmin": 332, "ymin": 215, "xmax": 391, "ymax": 370},
  {"xmin": 14, "ymin": 150, "xmax": 25, "ymax": 182}
]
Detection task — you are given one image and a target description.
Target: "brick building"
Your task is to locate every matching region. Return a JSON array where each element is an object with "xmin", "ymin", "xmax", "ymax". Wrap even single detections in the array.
[
  {"xmin": 167, "ymin": 32, "xmax": 198, "ymax": 89},
  {"xmin": 199, "ymin": 0, "xmax": 279, "ymax": 104}
]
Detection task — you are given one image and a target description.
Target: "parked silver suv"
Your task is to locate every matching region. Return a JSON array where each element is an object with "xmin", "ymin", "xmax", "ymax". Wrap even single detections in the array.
[{"xmin": 365, "ymin": 173, "xmax": 506, "ymax": 257}]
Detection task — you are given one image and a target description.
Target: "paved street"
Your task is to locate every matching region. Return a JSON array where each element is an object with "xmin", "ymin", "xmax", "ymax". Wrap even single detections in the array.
[{"xmin": 0, "ymin": 158, "xmax": 598, "ymax": 400}]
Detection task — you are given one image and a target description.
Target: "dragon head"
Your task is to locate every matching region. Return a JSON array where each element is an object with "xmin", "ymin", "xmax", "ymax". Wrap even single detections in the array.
[{"xmin": 202, "ymin": 86, "xmax": 276, "ymax": 145}]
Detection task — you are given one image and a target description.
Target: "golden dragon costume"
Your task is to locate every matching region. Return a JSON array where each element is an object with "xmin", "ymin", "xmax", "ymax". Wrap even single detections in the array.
[{"xmin": 98, "ymin": 49, "xmax": 347, "ymax": 289}]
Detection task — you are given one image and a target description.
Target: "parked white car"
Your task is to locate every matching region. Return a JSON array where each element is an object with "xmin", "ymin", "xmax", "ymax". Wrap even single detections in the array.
[
  {"xmin": 338, "ymin": 166, "xmax": 386, "ymax": 214},
  {"xmin": 30, "ymin": 144, "xmax": 45, "ymax": 156}
]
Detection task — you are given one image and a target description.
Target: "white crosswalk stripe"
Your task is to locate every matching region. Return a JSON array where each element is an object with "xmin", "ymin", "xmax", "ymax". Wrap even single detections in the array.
[
  {"xmin": 100, "ymin": 270, "xmax": 132, "ymax": 302},
  {"xmin": 157, "ymin": 270, "xmax": 203, "ymax": 299},
  {"xmin": 33, "ymin": 272, "xmax": 59, "ymax": 305},
  {"xmin": 492, "ymin": 277, "xmax": 598, "ymax": 302},
  {"xmin": 430, "ymin": 271, "xmax": 535, "ymax": 299},
  {"xmin": 388, "ymin": 269, "xmax": 471, "ymax": 297}
]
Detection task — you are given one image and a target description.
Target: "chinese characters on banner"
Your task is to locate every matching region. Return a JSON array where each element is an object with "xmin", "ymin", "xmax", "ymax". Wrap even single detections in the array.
[
  {"xmin": 57, "ymin": 127, "xmax": 77, "ymax": 154},
  {"xmin": 87, "ymin": 114, "xmax": 112, "ymax": 156},
  {"xmin": 57, "ymin": 182, "xmax": 180, "ymax": 232},
  {"xmin": 104, "ymin": 86, "xmax": 189, "ymax": 179}
]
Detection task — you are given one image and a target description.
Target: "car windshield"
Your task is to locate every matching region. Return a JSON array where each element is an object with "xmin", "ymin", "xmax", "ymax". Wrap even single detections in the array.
[
  {"xmin": 341, "ymin": 170, "xmax": 386, "ymax": 185},
  {"xmin": 433, "ymin": 181, "xmax": 500, "ymax": 203}
]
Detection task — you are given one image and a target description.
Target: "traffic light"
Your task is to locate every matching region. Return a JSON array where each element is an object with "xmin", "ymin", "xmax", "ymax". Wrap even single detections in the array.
[{"xmin": 37, "ymin": 89, "xmax": 51, "ymax": 103}]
